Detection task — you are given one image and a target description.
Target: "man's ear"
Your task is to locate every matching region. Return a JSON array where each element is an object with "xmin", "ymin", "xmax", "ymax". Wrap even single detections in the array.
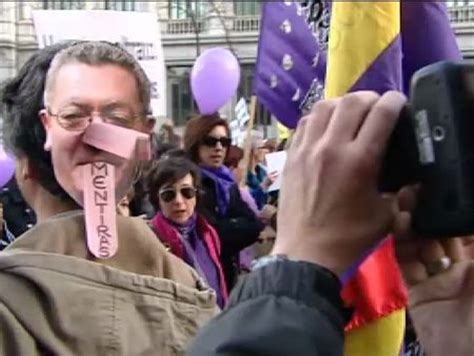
[{"xmin": 39, "ymin": 109, "xmax": 53, "ymax": 151}]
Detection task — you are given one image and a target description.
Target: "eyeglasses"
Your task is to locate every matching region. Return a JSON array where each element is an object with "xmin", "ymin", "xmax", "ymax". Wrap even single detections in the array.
[
  {"xmin": 159, "ymin": 187, "xmax": 197, "ymax": 203},
  {"xmin": 46, "ymin": 107, "xmax": 142, "ymax": 132},
  {"xmin": 201, "ymin": 136, "xmax": 231, "ymax": 148}
]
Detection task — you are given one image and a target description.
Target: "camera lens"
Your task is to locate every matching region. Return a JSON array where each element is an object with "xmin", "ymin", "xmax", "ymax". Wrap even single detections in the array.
[{"xmin": 432, "ymin": 126, "xmax": 446, "ymax": 142}]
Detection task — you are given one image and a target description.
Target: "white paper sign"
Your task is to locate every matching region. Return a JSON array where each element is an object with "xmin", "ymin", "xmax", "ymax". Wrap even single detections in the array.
[
  {"xmin": 234, "ymin": 98, "xmax": 250, "ymax": 127},
  {"xmin": 229, "ymin": 119, "xmax": 240, "ymax": 145},
  {"xmin": 32, "ymin": 10, "xmax": 167, "ymax": 118},
  {"xmin": 265, "ymin": 151, "xmax": 287, "ymax": 192}
]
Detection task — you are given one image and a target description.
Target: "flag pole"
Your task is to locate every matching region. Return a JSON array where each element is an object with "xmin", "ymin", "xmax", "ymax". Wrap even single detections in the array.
[{"xmin": 239, "ymin": 95, "xmax": 257, "ymax": 187}]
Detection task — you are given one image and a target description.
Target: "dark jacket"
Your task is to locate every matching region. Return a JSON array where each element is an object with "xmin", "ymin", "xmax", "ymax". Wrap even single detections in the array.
[
  {"xmin": 188, "ymin": 260, "xmax": 351, "ymax": 356},
  {"xmin": 198, "ymin": 176, "xmax": 264, "ymax": 288},
  {"xmin": 0, "ymin": 179, "xmax": 36, "ymax": 238},
  {"xmin": 246, "ymin": 164, "xmax": 268, "ymax": 210}
]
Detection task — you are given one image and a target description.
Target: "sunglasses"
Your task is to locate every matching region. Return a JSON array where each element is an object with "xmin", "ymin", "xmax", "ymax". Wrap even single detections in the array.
[
  {"xmin": 201, "ymin": 136, "xmax": 231, "ymax": 148},
  {"xmin": 159, "ymin": 187, "xmax": 197, "ymax": 203}
]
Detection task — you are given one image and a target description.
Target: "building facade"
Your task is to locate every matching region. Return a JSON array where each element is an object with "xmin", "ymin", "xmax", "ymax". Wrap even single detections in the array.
[{"xmin": 0, "ymin": 1, "xmax": 473, "ymax": 132}]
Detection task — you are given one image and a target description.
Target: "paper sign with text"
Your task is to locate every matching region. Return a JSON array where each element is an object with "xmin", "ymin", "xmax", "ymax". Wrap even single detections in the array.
[
  {"xmin": 32, "ymin": 10, "xmax": 166, "ymax": 118},
  {"xmin": 265, "ymin": 151, "xmax": 287, "ymax": 192},
  {"xmin": 234, "ymin": 98, "xmax": 250, "ymax": 128},
  {"xmin": 232, "ymin": 98, "xmax": 250, "ymax": 146}
]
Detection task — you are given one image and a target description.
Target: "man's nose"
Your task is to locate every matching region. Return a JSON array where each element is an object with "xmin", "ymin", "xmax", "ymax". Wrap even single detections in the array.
[{"xmin": 90, "ymin": 114, "xmax": 105, "ymax": 124}]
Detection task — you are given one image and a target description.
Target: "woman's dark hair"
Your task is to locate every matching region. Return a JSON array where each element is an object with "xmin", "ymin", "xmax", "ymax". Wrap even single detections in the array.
[
  {"xmin": 183, "ymin": 113, "xmax": 231, "ymax": 164},
  {"xmin": 160, "ymin": 148, "xmax": 188, "ymax": 160},
  {"xmin": 129, "ymin": 150, "xmax": 189, "ymax": 217},
  {"xmin": 154, "ymin": 141, "xmax": 179, "ymax": 160},
  {"xmin": 1, "ymin": 41, "xmax": 81, "ymax": 200},
  {"xmin": 146, "ymin": 157, "xmax": 201, "ymax": 211}
]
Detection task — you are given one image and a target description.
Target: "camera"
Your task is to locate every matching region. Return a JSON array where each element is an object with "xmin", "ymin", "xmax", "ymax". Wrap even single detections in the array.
[{"xmin": 380, "ymin": 61, "xmax": 474, "ymax": 238}]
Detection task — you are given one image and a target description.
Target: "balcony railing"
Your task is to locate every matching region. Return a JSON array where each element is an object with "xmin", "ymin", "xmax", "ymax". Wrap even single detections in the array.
[
  {"xmin": 232, "ymin": 15, "xmax": 260, "ymax": 33},
  {"xmin": 448, "ymin": 4, "xmax": 474, "ymax": 24},
  {"xmin": 162, "ymin": 6, "xmax": 472, "ymax": 36},
  {"xmin": 164, "ymin": 19, "xmax": 204, "ymax": 35}
]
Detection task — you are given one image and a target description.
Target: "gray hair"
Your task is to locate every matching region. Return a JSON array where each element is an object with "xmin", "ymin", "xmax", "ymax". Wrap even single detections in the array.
[{"xmin": 44, "ymin": 41, "xmax": 151, "ymax": 115}]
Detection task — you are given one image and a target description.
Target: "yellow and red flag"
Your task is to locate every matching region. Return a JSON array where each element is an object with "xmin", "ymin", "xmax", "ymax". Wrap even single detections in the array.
[{"xmin": 325, "ymin": 1, "xmax": 461, "ymax": 355}]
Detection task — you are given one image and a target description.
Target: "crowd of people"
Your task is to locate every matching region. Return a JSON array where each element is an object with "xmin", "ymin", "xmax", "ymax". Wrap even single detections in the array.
[{"xmin": 0, "ymin": 40, "xmax": 472, "ymax": 356}]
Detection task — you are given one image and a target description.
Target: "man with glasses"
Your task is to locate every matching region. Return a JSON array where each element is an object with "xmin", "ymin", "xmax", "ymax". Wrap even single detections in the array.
[{"xmin": 0, "ymin": 41, "xmax": 217, "ymax": 355}]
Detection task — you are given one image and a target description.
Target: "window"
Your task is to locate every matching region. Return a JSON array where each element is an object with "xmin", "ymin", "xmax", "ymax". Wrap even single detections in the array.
[
  {"xmin": 168, "ymin": 0, "xmax": 207, "ymax": 20},
  {"xmin": 238, "ymin": 64, "xmax": 271, "ymax": 128},
  {"xmin": 105, "ymin": 1, "xmax": 135, "ymax": 11},
  {"xmin": 43, "ymin": 1, "xmax": 85, "ymax": 10},
  {"xmin": 234, "ymin": 1, "xmax": 261, "ymax": 16},
  {"xmin": 168, "ymin": 66, "xmax": 197, "ymax": 126},
  {"xmin": 168, "ymin": 64, "xmax": 271, "ymax": 129},
  {"xmin": 447, "ymin": 0, "xmax": 474, "ymax": 6},
  {"xmin": 18, "ymin": 2, "xmax": 28, "ymax": 20}
]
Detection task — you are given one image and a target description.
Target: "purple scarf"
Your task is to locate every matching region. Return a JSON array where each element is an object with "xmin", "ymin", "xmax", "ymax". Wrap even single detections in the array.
[
  {"xmin": 164, "ymin": 213, "xmax": 224, "ymax": 307},
  {"xmin": 200, "ymin": 165, "xmax": 236, "ymax": 216}
]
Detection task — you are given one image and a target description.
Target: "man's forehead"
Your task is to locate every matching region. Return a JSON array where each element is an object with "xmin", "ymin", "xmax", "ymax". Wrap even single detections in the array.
[{"xmin": 49, "ymin": 63, "xmax": 141, "ymax": 107}]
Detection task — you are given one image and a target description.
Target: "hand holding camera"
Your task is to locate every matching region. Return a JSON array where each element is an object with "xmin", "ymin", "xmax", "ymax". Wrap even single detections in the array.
[{"xmin": 381, "ymin": 61, "xmax": 474, "ymax": 239}]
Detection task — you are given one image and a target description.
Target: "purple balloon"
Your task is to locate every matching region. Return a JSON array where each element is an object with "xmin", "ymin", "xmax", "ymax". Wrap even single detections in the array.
[
  {"xmin": 0, "ymin": 145, "xmax": 15, "ymax": 188},
  {"xmin": 191, "ymin": 48, "xmax": 240, "ymax": 115}
]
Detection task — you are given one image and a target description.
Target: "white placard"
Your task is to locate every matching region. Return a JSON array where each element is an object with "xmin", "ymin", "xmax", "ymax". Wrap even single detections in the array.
[
  {"xmin": 32, "ymin": 10, "xmax": 166, "ymax": 118},
  {"xmin": 265, "ymin": 151, "xmax": 287, "ymax": 192},
  {"xmin": 229, "ymin": 119, "xmax": 239, "ymax": 143},
  {"xmin": 234, "ymin": 97, "xmax": 250, "ymax": 128}
]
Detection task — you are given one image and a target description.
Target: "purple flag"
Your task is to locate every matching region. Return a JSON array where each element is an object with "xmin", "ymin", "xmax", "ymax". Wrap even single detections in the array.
[
  {"xmin": 401, "ymin": 1, "xmax": 462, "ymax": 94},
  {"xmin": 351, "ymin": 35, "xmax": 403, "ymax": 94},
  {"xmin": 253, "ymin": 1, "xmax": 327, "ymax": 129}
]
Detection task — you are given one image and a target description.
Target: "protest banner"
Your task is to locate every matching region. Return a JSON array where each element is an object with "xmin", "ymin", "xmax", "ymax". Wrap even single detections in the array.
[{"xmin": 33, "ymin": 10, "xmax": 166, "ymax": 118}]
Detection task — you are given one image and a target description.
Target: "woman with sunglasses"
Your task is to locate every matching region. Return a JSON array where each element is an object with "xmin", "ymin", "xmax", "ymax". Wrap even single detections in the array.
[
  {"xmin": 184, "ymin": 114, "xmax": 264, "ymax": 289},
  {"xmin": 147, "ymin": 157, "xmax": 228, "ymax": 308}
]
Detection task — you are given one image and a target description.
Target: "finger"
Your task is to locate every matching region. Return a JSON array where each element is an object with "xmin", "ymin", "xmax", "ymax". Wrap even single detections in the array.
[
  {"xmin": 325, "ymin": 91, "xmax": 379, "ymax": 143},
  {"xmin": 301, "ymin": 99, "xmax": 338, "ymax": 147},
  {"xmin": 463, "ymin": 236, "xmax": 474, "ymax": 259},
  {"xmin": 419, "ymin": 240, "xmax": 446, "ymax": 264},
  {"xmin": 409, "ymin": 261, "xmax": 470, "ymax": 307},
  {"xmin": 290, "ymin": 115, "xmax": 309, "ymax": 152},
  {"xmin": 356, "ymin": 91, "xmax": 407, "ymax": 160},
  {"xmin": 441, "ymin": 238, "xmax": 465, "ymax": 262},
  {"xmin": 397, "ymin": 185, "xmax": 418, "ymax": 212},
  {"xmin": 392, "ymin": 211, "xmax": 413, "ymax": 241},
  {"xmin": 462, "ymin": 235, "xmax": 474, "ymax": 247},
  {"xmin": 399, "ymin": 261, "xmax": 428, "ymax": 286},
  {"xmin": 395, "ymin": 239, "xmax": 421, "ymax": 264}
]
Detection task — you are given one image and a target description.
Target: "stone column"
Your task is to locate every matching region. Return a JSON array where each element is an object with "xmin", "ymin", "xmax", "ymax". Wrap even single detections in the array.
[
  {"xmin": 204, "ymin": 1, "xmax": 233, "ymax": 36},
  {"xmin": 0, "ymin": 2, "xmax": 18, "ymax": 81}
]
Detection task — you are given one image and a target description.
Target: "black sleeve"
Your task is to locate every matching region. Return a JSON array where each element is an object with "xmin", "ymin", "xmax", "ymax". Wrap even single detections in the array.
[
  {"xmin": 203, "ymin": 186, "xmax": 264, "ymax": 256},
  {"xmin": 187, "ymin": 260, "xmax": 351, "ymax": 356}
]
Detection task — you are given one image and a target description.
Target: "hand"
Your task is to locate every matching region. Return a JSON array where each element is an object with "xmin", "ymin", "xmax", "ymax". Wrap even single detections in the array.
[
  {"xmin": 272, "ymin": 91, "xmax": 407, "ymax": 275},
  {"xmin": 262, "ymin": 171, "xmax": 278, "ymax": 190},
  {"xmin": 394, "ymin": 187, "xmax": 474, "ymax": 356},
  {"xmin": 259, "ymin": 204, "xmax": 277, "ymax": 224}
]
